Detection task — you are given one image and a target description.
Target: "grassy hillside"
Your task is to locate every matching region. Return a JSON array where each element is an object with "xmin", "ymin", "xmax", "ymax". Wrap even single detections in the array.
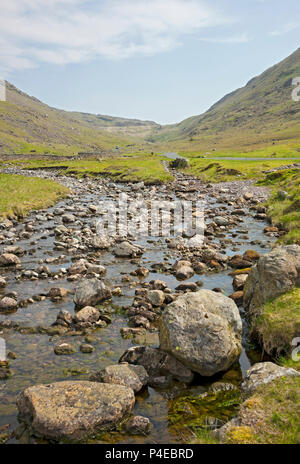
[
  {"xmin": 0, "ymin": 82, "xmax": 158, "ymax": 155},
  {"xmin": 149, "ymin": 48, "xmax": 300, "ymax": 154}
]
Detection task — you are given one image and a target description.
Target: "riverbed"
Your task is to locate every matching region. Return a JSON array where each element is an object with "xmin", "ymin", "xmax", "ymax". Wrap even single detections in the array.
[{"xmin": 0, "ymin": 166, "xmax": 275, "ymax": 444}]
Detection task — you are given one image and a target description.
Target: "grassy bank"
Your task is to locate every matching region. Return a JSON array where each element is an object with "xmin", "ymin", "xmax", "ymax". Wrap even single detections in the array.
[
  {"xmin": 0, "ymin": 173, "xmax": 69, "ymax": 218},
  {"xmin": 179, "ymin": 158, "xmax": 293, "ymax": 182},
  {"xmin": 224, "ymin": 376, "xmax": 300, "ymax": 444},
  {"xmin": 4, "ymin": 153, "xmax": 174, "ymax": 184},
  {"xmin": 258, "ymin": 168, "xmax": 300, "ymax": 244},
  {"xmin": 252, "ymin": 288, "xmax": 300, "ymax": 357}
]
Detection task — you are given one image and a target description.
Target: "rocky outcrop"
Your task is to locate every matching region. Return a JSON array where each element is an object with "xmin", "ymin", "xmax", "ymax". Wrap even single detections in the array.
[
  {"xmin": 159, "ymin": 289, "xmax": 242, "ymax": 376},
  {"xmin": 241, "ymin": 362, "xmax": 300, "ymax": 396},
  {"xmin": 17, "ymin": 381, "xmax": 135, "ymax": 441},
  {"xmin": 73, "ymin": 278, "xmax": 111, "ymax": 309},
  {"xmin": 244, "ymin": 245, "xmax": 300, "ymax": 317}
]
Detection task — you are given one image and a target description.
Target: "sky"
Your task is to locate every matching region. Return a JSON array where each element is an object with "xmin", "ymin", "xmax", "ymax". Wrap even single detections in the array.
[{"xmin": 0, "ymin": 0, "xmax": 300, "ymax": 124}]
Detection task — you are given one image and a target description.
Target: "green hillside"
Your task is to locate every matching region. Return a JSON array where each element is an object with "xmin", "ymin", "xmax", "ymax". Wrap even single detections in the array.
[
  {"xmin": 0, "ymin": 82, "xmax": 158, "ymax": 155},
  {"xmin": 148, "ymin": 48, "xmax": 300, "ymax": 153}
]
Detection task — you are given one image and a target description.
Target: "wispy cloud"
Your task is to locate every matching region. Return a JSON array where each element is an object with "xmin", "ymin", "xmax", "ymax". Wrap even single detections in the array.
[
  {"xmin": 198, "ymin": 33, "xmax": 251, "ymax": 44},
  {"xmin": 270, "ymin": 21, "xmax": 300, "ymax": 36},
  {"xmin": 0, "ymin": 0, "xmax": 230, "ymax": 74}
]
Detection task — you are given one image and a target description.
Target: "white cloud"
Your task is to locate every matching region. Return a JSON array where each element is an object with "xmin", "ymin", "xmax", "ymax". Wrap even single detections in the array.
[
  {"xmin": 0, "ymin": 0, "xmax": 230, "ymax": 74},
  {"xmin": 270, "ymin": 22, "xmax": 300, "ymax": 36},
  {"xmin": 198, "ymin": 33, "xmax": 251, "ymax": 44}
]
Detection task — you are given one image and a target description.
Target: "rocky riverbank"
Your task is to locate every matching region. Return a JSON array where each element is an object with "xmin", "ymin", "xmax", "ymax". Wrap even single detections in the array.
[{"xmin": 0, "ymin": 163, "xmax": 291, "ymax": 444}]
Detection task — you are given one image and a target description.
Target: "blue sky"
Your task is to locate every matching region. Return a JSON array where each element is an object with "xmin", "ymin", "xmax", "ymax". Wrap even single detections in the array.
[{"xmin": 0, "ymin": 0, "xmax": 300, "ymax": 124}]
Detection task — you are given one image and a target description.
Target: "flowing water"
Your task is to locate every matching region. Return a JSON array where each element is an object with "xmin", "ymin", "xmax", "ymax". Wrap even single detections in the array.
[{"xmin": 0, "ymin": 167, "xmax": 275, "ymax": 444}]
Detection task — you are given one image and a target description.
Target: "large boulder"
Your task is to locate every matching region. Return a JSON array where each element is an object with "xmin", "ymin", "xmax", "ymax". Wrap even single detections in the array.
[
  {"xmin": 244, "ymin": 245, "xmax": 300, "ymax": 317},
  {"xmin": 241, "ymin": 362, "xmax": 300, "ymax": 396},
  {"xmin": 74, "ymin": 278, "xmax": 111, "ymax": 309},
  {"xmin": 159, "ymin": 289, "xmax": 242, "ymax": 377},
  {"xmin": 90, "ymin": 363, "xmax": 148, "ymax": 393},
  {"xmin": 17, "ymin": 381, "xmax": 135, "ymax": 441}
]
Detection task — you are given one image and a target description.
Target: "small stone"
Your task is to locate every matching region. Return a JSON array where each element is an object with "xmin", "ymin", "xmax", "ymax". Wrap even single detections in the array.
[
  {"xmin": 48, "ymin": 288, "xmax": 69, "ymax": 300},
  {"xmin": 147, "ymin": 290, "xmax": 165, "ymax": 307},
  {"xmin": 0, "ymin": 253, "xmax": 21, "ymax": 266},
  {"xmin": 80, "ymin": 344, "xmax": 94, "ymax": 353},
  {"xmin": 54, "ymin": 343, "xmax": 76, "ymax": 355},
  {"xmin": 0, "ymin": 297, "xmax": 18, "ymax": 313},
  {"xmin": 124, "ymin": 416, "xmax": 152, "ymax": 435}
]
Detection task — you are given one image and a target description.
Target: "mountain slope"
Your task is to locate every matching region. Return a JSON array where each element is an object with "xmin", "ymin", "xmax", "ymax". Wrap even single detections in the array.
[
  {"xmin": 149, "ymin": 48, "xmax": 300, "ymax": 152},
  {"xmin": 0, "ymin": 82, "xmax": 158, "ymax": 154}
]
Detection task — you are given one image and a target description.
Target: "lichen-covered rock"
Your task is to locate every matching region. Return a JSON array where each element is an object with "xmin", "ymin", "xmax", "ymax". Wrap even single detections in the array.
[
  {"xmin": 159, "ymin": 289, "xmax": 242, "ymax": 376},
  {"xmin": 17, "ymin": 381, "xmax": 135, "ymax": 441},
  {"xmin": 91, "ymin": 363, "xmax": 148, "ymax": 393},
  {"xmin": 74, "ymin": 278, "xmax": 111, "ymax": 309},
  {"xmin": 241, "ymin": 362, "xmax": 300, "ymax": 395},
  {"xmin": 244, "ymin": 245, "xmax": 300, "ymax": 317},
  {"xmin": 146, "ymin": 290, "xmax": 165, "ymax": 307},
  {"xmin": 0, "ymin": 277, "xmax": 7, "ymax": 288}
]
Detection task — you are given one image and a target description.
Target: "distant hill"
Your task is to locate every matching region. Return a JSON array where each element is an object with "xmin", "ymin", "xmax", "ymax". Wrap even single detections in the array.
[
  {"xmin": 1, "ymin": 48, "xmax": 300, "ymax": 155},
  {"xmin": 148, "ymin": 48, "xmax": 300, "ymax": 152},
  {"xmin": 0, "ymin": 82, "xmax": 158, "ymax": 155}
]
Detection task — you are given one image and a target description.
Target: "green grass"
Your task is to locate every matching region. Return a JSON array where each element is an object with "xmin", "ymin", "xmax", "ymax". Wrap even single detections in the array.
[
  {"xmin": 5, "ymin": 153, "xmax": 174, "ymax": 185},
  {"xmin": 252, "ymin": 288, "xmax": 300, "ymax": 356},
  {"xmin": 258, "ymin": 168, "xmax": 300, "ymax": 244},
  {"xmin": 178, "ymin": 143, "xmax": 300, "ymax": 159},
  {"xmin": 225, "ymin": 377, "xmax": 300, "ymax": 444},
  {"xmin": 0, "ymin": 173, "xmax": 69, "ymax": 218},
  {"xmin": 177, "ymin": 158, "xmax": 294, "ymax": 182}
]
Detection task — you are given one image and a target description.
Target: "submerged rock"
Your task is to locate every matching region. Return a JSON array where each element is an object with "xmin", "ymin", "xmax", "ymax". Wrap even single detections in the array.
[
  {"xmin": 159, "ymin": 289, "xmax": 242, "ymax": 376},
  {"xmin": 17, "ymin": 381, "xmax": 135, "ymax": 441}
]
